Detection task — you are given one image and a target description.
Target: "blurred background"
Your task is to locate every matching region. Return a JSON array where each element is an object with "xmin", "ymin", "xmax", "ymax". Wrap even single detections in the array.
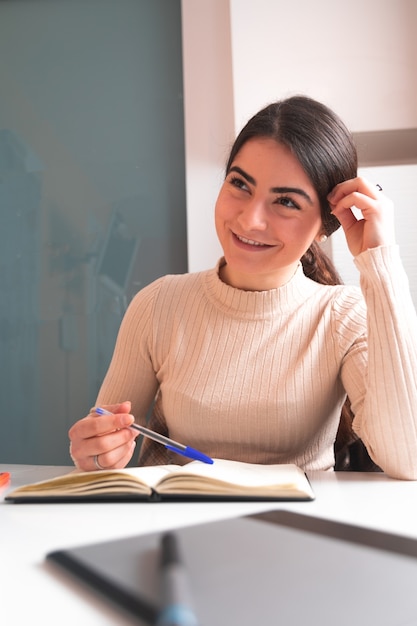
[{"xmin": 0, "ymin": 0, "xmax": 187, "ymax": 463}]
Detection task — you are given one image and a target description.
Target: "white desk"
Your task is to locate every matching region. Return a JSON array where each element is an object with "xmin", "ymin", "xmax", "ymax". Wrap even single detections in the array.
[{"xmin": 2, "ymin": 464, "xmax": 417, "ymax": 625}]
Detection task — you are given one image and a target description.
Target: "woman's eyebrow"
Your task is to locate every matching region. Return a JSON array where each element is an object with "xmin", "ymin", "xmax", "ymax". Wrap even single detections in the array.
[
  {"xmin": 271, "ymin": 186, "xmax": 313, "ymax": 204},
  {"xmin": 228, "ymin": 166, "xmax": 313, "ymax": 204},
  {"xmin": 229, "ymin": 166, "xmax": 255, "ymax": 185}
]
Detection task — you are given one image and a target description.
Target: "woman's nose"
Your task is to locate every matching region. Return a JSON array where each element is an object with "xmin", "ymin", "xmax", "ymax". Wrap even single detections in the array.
[{"xmin": 237, "ymin": 198, "xmax": 268, "ymax": 231}]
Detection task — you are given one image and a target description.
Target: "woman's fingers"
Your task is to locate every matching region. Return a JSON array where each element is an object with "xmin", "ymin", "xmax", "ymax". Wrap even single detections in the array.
[
  {"xmin": 68, "ymin": 402, "xmax": 136, "ymax": 471},
  {"xmin": 328, "ymin": 177, "xmax": 382, "ymax": 204},
  {"xmin": 92, "ymin": 400, "xmax": 132, "ymax": 416},
  {"xmin": 92, "ymin": 439, "xmax": 137, "ymax": 471},
  {"xmin": 328, "ymin": 177, "xmax": 395, "ymax": 256}
]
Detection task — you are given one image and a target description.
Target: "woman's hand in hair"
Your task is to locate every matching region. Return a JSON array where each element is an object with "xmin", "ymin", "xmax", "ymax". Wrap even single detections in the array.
[{"xmin": 327, "ymin": 177, "xmax": 395, "ymax": 257}]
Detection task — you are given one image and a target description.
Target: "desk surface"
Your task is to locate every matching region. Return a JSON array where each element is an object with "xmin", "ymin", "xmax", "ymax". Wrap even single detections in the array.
[{"xmin": 2, "ymin": 464, "xmax": 417, "ymax": 625}]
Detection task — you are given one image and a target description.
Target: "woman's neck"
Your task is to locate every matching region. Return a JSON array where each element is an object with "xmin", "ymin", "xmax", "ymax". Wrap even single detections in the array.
[{"xmin": 219, "ymin": 261, "xmax": 300, "ymax": 291}]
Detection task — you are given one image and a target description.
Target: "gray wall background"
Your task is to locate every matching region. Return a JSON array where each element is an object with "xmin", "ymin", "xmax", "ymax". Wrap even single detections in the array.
[{"xmin": 0, "ymin": 0, "xmax": 187, "ymax": 464}]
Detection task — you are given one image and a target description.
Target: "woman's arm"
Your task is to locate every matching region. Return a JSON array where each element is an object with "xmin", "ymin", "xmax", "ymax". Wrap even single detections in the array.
[
  {"xmin": 350, "ymin": 246, "xmax": 417, "ymax": 479},
  {"xmin": 68, "ymin": 280, "xmax": 162, "ymax": 471},
  {"xmin": 330, "ymin": 178, "xmax": 417, "ymax": 479}
]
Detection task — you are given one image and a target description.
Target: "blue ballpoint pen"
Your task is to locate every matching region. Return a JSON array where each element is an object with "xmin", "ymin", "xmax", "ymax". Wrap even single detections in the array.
[{"xmin": 94, "ymin": 407, "xmax": 214, "ymax": 464}]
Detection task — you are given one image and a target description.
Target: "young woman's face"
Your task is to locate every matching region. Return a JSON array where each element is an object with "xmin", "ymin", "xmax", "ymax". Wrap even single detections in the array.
[{"xmin": 215, "ymin": 138, "xmax": 324, "ymax": 290}]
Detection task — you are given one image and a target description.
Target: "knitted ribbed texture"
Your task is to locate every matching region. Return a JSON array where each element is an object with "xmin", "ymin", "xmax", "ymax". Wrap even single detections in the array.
[{"xmin": 96, "ymin": 246, "xmax": 417, "ymax": 479}]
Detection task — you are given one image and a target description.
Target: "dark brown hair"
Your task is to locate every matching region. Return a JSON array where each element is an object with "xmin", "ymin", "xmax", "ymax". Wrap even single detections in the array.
[{"xmin": 227, "ymin": 96, "xmax": 357, "ymax": 236}]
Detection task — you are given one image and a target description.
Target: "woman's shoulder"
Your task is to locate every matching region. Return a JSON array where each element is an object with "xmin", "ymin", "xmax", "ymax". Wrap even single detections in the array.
[
  {"xmin": 304, "ymin": 276, "xmax": 365, "ymax": 320},
  {"xmin": 323, "ymin": 283, "xmax": 367, "ymax": 331},
  {"xmin": 129, "ymin": 267, "xmax": 211, "ymax": 307},
  {"xmin": 153, "ymin": 267, "xmax": 211, "ymax": 292}
]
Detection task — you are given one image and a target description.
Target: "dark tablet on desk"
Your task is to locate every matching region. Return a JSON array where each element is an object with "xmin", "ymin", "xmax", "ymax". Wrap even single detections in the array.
[{"xmin": 46, "ymin": 510, "xmax": 417, "ymax": 626}]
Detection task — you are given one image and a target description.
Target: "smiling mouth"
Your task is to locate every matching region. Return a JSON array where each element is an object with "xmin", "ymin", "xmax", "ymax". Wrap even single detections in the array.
[{"xmin": 235, "ymin": 233, "xmax": 271, "ymax": 247}]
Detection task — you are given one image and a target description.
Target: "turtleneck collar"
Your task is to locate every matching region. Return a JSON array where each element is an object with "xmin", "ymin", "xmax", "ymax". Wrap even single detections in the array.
[{"xmin": 202, "ymin": 257, "xmax": 321, "ymax": 320}]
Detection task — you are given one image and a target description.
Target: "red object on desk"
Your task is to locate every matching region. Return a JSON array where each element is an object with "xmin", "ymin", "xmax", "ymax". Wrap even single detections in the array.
[{"xmin": 0, "ymin": 472, "xmax": 11, "ymax": 489}]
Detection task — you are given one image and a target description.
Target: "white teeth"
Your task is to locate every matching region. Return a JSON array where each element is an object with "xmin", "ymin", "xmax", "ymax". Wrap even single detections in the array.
[{"xmin": 237, "ymin": 235, "xmax": 266, "ymax": 246}]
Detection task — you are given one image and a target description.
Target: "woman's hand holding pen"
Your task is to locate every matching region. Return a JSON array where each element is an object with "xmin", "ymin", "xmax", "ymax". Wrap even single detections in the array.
[
  {"xmin": 68, "ymin": 400, "xmax": 137, "ymax": 471},
  {"xmin": 328, "ymin": 176, "xmax": 396, "ymax": 257}
]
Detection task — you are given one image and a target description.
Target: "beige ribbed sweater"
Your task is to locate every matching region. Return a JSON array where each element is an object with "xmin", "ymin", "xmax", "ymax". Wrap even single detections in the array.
[{"xmin": 96, "ymin": 245, "xmax": 417, "ymax": 479}]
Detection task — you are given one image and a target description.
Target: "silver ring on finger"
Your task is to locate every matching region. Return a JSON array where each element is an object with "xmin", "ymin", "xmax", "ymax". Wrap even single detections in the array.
[{"xmin": 94, "ymin": 454, "xmax": 106, "ymax": 470}]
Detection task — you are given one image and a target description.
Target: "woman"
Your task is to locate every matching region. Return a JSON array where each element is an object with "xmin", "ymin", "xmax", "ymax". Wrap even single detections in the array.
[{"xmin": 69, "ymin": 95, "xmax": 417, "ymax": 479}]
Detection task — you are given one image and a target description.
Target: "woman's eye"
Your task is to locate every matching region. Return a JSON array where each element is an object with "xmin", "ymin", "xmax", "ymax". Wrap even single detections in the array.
[
  {"xmin": 229, "ymin": 176, "xmax": 249, "ymax": 191},
  {"xmin": 275, "ymin": 196, "xmax": 300, "ymax": 210}
]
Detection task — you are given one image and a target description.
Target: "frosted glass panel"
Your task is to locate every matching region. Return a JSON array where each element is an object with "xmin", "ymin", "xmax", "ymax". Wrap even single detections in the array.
[{"xmin": 0, "ymin": 0, "xmax": 187, "ymax": 463}]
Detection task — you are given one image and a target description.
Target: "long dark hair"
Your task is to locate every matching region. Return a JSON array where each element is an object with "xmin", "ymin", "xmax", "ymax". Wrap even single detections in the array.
[{"xmin": 225, "ymin": 96, "xmax": 379, "ymax": 470}]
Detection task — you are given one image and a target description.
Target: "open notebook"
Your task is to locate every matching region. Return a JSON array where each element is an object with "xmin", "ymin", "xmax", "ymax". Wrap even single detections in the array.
[{"xmin": 6, "ymin": 458, "xmax": 314, "ymax": 502}]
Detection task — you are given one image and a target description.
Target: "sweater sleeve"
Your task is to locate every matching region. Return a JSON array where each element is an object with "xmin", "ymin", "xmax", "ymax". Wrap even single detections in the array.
[
  {"xmin": 95, "ymin": 278, "xmax": 162, "ymax": 424},
  {"xmin": 350, "ymin": 245, "xmax": 417, "ymax": 479}
]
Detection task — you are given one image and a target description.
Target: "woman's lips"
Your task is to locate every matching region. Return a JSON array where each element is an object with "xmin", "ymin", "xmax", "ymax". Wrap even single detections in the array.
[{"xmin": 233, "ymin": 232, "xmax": 273, "ymax": 249}]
